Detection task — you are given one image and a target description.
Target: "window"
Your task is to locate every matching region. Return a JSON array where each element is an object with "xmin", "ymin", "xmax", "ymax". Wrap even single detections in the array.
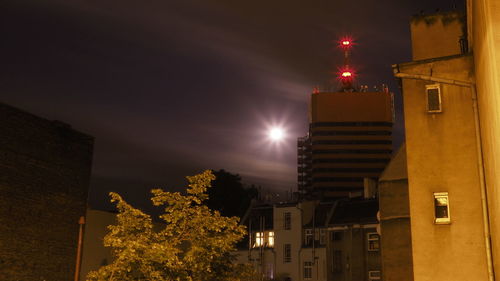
[
  {"xmin": 252, "ymin": 231, "xmax": 274, "ymax": 248},
  {"xmin": 319, "ymin": 229, "xmax": 326, "ymax": 245},
  {"xmin": 368, "ymin": 270, "xmax": 381, "ymax": 281},
  {"xmin": 303, "ymin": 261, "xmax": 313, "ymax": 279},
  {"xmin": 268, "ymin": 231, "xmax": 275, "ymax": 247},
  {"xmin": 265, "ymin": 263, "xmax": 274, "ymax": 280},
  {"xmin": 284, "ymin": 212, "xmax": 291, "ymax": 230},
  {"xmin": 434, "ymin": 192, "xmax": 451, "ymax": 224},
  {"xmin": 367, "ymin": 233, "xmax": 380, "ymax": 251},
  {"xmin": 426, "ymin": 84, "xmax": 442, "ymax": 113},
  {"xmin": 304, "ymin": 229, "xmax": 313, "ymax": 246},
  {"xmin": 254, "ymin": 232, "xmax": 264, "ymax": 248},
  {"xmin": 333, "ymin": 250, "xmax": 342, "ymax": 273},
  {"xmin": 283, "ymin": 244, "xmax": 291, "ymax": 263}
]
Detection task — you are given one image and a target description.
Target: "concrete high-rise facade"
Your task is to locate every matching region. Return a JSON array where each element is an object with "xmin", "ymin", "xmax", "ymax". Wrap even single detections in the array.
[{"xmin": 298, "ymin": 90, "xmax": 394, "ymax": 198}]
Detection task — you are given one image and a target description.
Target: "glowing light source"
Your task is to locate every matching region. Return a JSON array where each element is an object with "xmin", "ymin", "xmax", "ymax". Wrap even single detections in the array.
[
  {"xmin": 268, "ymin": 127, "xmax": 285, "ymax": 141},
  {"xmin": 339, "ymin": 36, "xmax": 354, "ymax": 49},
  {"xmin": 341, "ymin": 71, "xmax": 352, "ymax": 77}
]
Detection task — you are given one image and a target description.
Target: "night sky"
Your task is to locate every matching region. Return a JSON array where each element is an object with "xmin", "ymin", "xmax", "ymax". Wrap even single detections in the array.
[{"xmin": 1, "ymin": 0, "xmax": 464, "ymax": 211}]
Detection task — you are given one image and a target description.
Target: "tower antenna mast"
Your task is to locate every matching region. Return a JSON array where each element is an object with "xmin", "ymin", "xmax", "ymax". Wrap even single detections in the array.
[{"xmin": 339, "ymin": 37, "xmax": 355, "ymax": 91}]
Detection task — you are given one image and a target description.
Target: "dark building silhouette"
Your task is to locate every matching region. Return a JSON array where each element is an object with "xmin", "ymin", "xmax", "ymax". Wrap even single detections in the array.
[{"xmin": 0, "ymin": 103, "xmax": 93, "ymax": 281}]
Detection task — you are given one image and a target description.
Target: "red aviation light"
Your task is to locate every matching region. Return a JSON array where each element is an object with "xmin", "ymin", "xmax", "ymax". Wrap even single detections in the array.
[
  {"xmin": 339, "ymin": 36, "xmax": 354, "ymax": 50},
  {"xmin": 338, "ymin": 67, "xmax": 355, "ymax": 80}
]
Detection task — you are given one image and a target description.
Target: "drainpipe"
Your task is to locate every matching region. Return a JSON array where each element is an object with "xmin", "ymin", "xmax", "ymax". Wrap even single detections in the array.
[
  {"xmin": 74, "ymin": 216, "xmax": 85, "ymax": 281},
  {"xmin": 392, "ymin": 68, "xmax": 495, "ymax": 281}
]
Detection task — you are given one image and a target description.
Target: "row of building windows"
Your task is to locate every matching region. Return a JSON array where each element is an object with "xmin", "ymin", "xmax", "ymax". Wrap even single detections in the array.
[
  {"xmin": 312, "ymin": 149, "xmax": 392, "ymax": 154},
  {"xmin": 312, "ymin": 130, "xmax": 392, "ymax": 136},
  {"xmin": 312, "ymin": 186, "xmax": 364, "ymax": 192},
  {"xmin": 312, "ymin": 167, "xmax": 385, "ymax": 173},
  {"xmin": 312, "ymin": 177, "xmax": 365, "ymax": 183},
  {"xmin": 312, "ymin": 158, "xmax": 390, "ymax": 163},
  {"xmin": 312, "ymin": 139, "xmax": 392, "ymax": 145},
  {"xmin": 311, "ymin": 121, "xmax": 393, "ymax": 127},
  {"xmin": 280, "ymin": 232, "xmax": 380, "ymax": 265}
]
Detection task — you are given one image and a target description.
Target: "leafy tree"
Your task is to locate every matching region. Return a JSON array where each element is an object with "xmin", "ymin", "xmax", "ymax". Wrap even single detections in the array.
[
  {"xmin": 87, "ymin": 170, "xmax": 253, "ymax": 281},
  {"xmin": 206, "ymin": 170, "xmax": 258, "ymax": 218}
]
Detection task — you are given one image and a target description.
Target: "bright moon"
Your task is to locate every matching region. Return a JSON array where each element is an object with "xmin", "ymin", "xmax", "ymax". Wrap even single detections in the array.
[{"xmin": 268, "ymin": 127, "xmax": 285, "ymax": 141}]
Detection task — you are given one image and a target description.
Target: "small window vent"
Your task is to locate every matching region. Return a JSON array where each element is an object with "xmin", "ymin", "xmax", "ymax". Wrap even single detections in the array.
[
  {"xmin": 426, "ymin": 84, "xmax": 442, "ymax": 113},
  {"xmin": 434, "ymin": 192, "xmax": 451, "ymax": 224}
]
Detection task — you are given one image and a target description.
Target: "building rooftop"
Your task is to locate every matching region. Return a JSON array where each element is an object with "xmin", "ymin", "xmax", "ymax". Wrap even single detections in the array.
[
  {"xmin": 240, "ymin": 204, "xmax": 273, "ymax": 230},
  {"xmin": 304, "ymin": 201, "xmax": 335, "ymax": 228},
  {"xmin": 329, "ymin": 199, "xmax": 378, "ymax": 225}
]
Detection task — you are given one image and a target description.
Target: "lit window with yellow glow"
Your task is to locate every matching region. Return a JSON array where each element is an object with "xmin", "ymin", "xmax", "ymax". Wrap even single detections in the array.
[
  {"xmin": 252, "ymin": 231, "xmax": 275, "ymax": 248},
  {"xmin": 434, "ymin": 192, "xmax": 451, "ymax": 224},
  {"xmin": 254, "ymin": 232, "xmax": 264, "ymax": 247},
  {"xmin": 268, "ymin": 231, "xmax": 274, "ymax": 247}
]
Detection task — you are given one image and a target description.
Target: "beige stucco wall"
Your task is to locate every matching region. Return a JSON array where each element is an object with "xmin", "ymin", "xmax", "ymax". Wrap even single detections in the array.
[
  {"xmin": 400, "ymin": 55, "xmax": 489, "ymax": 281},
  {"xmin": 274, "ymin": 205, "xmax": 303, "ymax": 281},
  {"xmin": 410, "ymin": 12, "xmax": 465, "ymax": 61},
  {"xmin": 80, "ymin": 209, "xmax": 116, "ymax": 281},
  {"xmin": 469, "ymin": 0, "xmax": 500, "ymax": 278},
  {"xmin": 378, "ymin": 145, "xmax": 414, "ymax": 281},
  {"xmin": 299, "ymin": 248, "xmax": 327, "ymax": 281}
]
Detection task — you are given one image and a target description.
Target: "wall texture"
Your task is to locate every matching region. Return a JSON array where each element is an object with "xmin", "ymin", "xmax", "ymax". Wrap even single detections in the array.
[
  {"xmin": 469, "ymin": 0, "xmax": 500, "ymax": 279},
  {"xmin": 400, "ymin": 55, "xmax": 489, "ymax": 281},
  {"xmin": 378, "ymin": 145, "xmax": 413, "ymax": 281},
  {"xmin": 0, "ymin": 103, "xmax": 93, "ymax": 281}
]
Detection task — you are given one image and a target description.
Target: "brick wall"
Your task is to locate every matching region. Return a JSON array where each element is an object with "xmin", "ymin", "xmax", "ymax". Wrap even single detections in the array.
[{"xmin": 0, "ymin": 103, "xmax": 94, "ymax": 281}]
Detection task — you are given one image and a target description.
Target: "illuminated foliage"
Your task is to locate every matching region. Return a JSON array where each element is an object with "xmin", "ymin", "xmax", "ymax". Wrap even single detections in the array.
[{"xmin": 87, "ymin": 170, "xmax": 252, "ymax": 281}]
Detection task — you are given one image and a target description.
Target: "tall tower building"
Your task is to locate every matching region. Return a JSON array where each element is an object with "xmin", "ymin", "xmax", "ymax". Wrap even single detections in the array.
[{"xmin": 298, "ymin": 39, "xmax": 394, "ymax": 198}]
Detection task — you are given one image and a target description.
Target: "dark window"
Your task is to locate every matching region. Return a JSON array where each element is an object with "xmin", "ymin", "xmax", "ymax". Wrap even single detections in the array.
[
  {"xmin": 426, "ymin": 85, "xmax": 442, "ymax": 112},
  {"xmin": 283, "ymin": 244, "xmax": 291, "ymax": 263},
  {"xmin": 304, "ymin": 229, "xmax": 313, "ymax": 246},
  {"xmin": 303, "ymin": 262, "xmax": 313, "ymax": 279},
  {"xmin": 333, "ymin": 250, "xmax": 342, "ymax": 272},
  {"xmin": 284, "ymin": 212, "xmax": 291, "ymax": 230}
]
